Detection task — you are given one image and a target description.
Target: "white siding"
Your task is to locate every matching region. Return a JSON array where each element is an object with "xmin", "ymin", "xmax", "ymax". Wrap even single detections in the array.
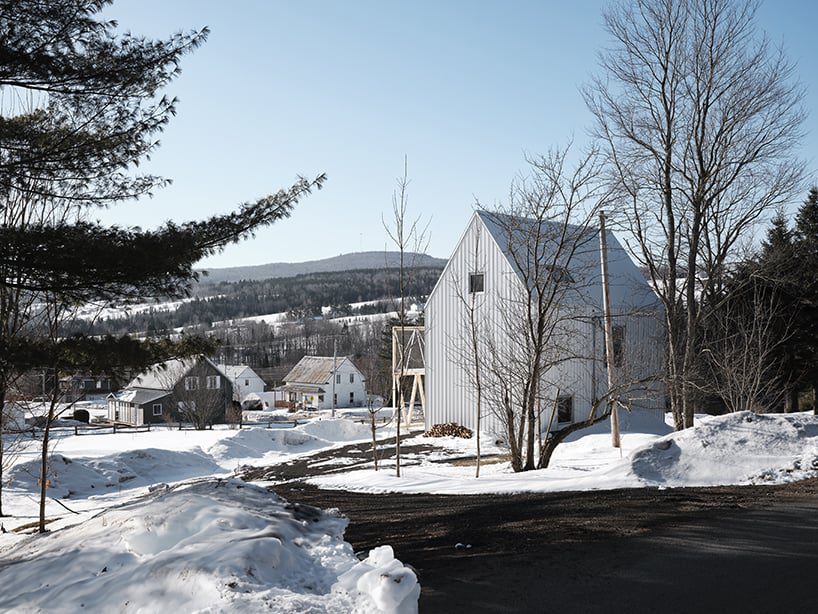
[
  {"xmin": 426, "ymin": 213, "xmax": 666, "ymax": 436},
  {"xmin": 426, "ymin": 213, "xmax": 518, "ymax": 436}
]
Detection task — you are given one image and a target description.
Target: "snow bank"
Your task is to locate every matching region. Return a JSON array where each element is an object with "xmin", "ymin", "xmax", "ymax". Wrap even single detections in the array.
[
  {"xmin": 310, "ymin": 412, "xmax": 818, "ymax": 495},
  {"xmin": 7, "ymin": 448, "xmax": 224, "ymax": 499},
  {"xmin": 629, "ymin": 411, "xmax": 818, "ymax": 487},
  {"xmin": 0, "ymin": 479, "xmax": 418, "ymax": 613},
  {"xmin": 5, "ymin": 419, "xmax": 377, "ymax": 505}
]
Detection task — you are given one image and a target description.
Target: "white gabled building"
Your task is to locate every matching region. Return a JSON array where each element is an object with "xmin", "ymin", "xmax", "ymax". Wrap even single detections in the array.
[
  {"xmin": 425, "ymin": 210, "xmax": 666, "ymax": 437},
  {"xmin": 281, "ymin": 356, "xmax": 366, "ymax": 409},
  {"xmin": 215, "ymin": 364, "xmax": 266, "ymax": 402}
]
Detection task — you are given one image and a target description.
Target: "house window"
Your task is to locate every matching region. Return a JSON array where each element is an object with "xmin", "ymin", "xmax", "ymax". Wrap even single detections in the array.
[
  {"xmin": 556, "ymin": 396, "xmax": 573, "ymax": 423},
  {"xmin": 349, "ymin": 392, "xmax": 354, "ymax": 404},
  {"xmin": 318, "ymin": 395, "xmax": 324, "ymax": 403},
  {"xmin": 349, "ymin": 373, "xmax": 354, "ymax": 384},
  {"xmin": 244, "ymin": 379, "xmax": 249, "ymax": 386},
  {"xmin": 152, "ymin": 403, "xmax": 163, "ymax": 416},
  {"xmin": 184, "ymin": 376, "xmax": 199, "ymax": 391},
  {"xmin": 469, "ymin": 272, "xmax": 484, "ymax": 294},
  {"xmin": 333, "ymin": 393, "xmax": 337, "ymax": 405},
  {"xmin": 206, "ymin": 375, "xmax": 220, "ymax": 389},
  {"xmin": 336, "ymin": 373, "xmax": 341, "ymax": 385},
  {"xmin": 96, "ymin": 380, "xmax": 103, "ymax": 389}
]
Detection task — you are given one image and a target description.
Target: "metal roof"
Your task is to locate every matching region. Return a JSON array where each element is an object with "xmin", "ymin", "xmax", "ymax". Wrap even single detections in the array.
[
  {"xmin": 283, "ymin": 355, "xmax": 351, "ymax": 385},
  {"xmin": 115, "ymin": 387, "xmax": 169, "ymax": 406}
]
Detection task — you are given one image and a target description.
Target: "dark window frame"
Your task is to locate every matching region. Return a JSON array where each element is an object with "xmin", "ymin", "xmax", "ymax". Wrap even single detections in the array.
[{"xmin": 469, "ymin": 272, "xmax": 485, "ymax": 294}]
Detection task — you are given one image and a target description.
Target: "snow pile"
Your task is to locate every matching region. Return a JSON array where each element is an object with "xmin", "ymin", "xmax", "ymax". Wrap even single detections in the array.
[
  {"xmin": 300, "ymin": 418, "xmax": 372, "ymax": 442},
  {"xmin": 629, "ymin": 411, "xmax": 818, "ymax": 487},
  {"xmin": 5, "ymin": 419, "xmax": 377, "ymax": 507},
  {"xmin": 207, "ymin": 418, "xmax": 372, "ymax": 461},
  {"xmin": 0, "ymin": 479, "xmax": 418, "ymax": 613},
  {"xmin": 310, "ymin": 412, "xmax": 818, "ymax": 495},
  {"xmin": 7, "ymin": 448, "xmax": 224, "ymax": 499}
]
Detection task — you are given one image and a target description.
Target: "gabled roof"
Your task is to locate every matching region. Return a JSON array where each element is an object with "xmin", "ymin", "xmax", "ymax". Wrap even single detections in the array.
[
  {"xmin": 128, "ymin": 356, "xmax": 220, "ymax": 390},
  {"xmin": 114, "ymin": 387, "xmax": 169, "ymax": 406},
  {"xmin": 214, "ymin": 364, "xmax": 257, "ymax": 381},
  {"xmin": 474, "ymin": 210, "xmax": 661, "ymax": 311},
  {"xmin": 476, "ymin": 210, "xmax": 596, "ymax": 283},
  {"xmin": 283, "ymin": 356, "xmax": 357, "ymax": 385}
]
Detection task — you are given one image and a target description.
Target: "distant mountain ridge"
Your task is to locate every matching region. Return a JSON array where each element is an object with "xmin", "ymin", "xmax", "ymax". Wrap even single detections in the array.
[{"xmin": 198, "ymin": 251, "xmax": 446, "ymax": 284}]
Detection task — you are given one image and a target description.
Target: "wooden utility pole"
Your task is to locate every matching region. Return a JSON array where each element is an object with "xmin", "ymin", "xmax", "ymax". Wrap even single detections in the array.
[
  {"xmin": 599, "ymin": 211, "xmax": 621, "ymax": 448},
  {"xmin": 331, "ymin": 337, "xmax": 337, "ymax": 418}
]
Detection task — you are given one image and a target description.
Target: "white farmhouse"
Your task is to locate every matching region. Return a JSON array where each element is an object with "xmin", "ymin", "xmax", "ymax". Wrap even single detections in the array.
[
  {"xmin": 425, "ymin": 211, "xmax": 665, "ymax": 437},
  {"xmin": 281, "ymin": 356, "xmax": 366, "ymax": 409},
  {"xmin": 215, "ymin": 364, "xmax": 266, "ymax": 402}
]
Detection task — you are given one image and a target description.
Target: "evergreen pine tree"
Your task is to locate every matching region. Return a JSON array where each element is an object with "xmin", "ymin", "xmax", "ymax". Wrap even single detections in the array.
[{"xmin": 0, "ymin": 0, "xmax": 325, "ymax": 522}]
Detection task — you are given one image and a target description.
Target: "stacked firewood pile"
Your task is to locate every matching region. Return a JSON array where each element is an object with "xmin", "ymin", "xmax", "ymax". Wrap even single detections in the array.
[{"xmin": 423, "ymin": 422, "xmax": 473, "ymax": 439}]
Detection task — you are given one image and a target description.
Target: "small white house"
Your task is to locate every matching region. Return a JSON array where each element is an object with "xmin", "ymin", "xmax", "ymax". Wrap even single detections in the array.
[
  {"xmin": 281, "ymin": 356, "xmax": 366, "ymax": 409},
  {"xmin": 215, "ymin": 364, "xmax": 265, "ymax": 402},
  {"xmin": 425, "ymin": 210, "xmax": 666, "ymax": 437}
]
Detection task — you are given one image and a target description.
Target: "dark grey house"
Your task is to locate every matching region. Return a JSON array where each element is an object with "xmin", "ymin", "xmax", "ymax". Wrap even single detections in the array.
[{"xmin": 107, "ymin": 357, "xmax": 234, "ymax": 426}]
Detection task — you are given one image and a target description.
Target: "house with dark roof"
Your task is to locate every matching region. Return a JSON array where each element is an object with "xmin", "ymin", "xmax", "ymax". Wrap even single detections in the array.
[
  {"xmin": 107, "ymin": 357, "xmax": 235, "ymax": 426},
  {"xmin": 280, "ymin": 355, "xmax": 366, "ymax": 409}
]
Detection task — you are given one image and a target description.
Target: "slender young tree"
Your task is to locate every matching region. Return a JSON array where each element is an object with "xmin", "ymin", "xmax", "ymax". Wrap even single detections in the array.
[{"xmin": 383, "ymin": 158, "xmax": 428, "ymax": 478}]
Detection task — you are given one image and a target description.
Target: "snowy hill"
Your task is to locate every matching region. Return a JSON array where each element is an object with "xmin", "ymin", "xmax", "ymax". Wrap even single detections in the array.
[{"xmin": 199, "ymin": 251, "xmax": 446, "ymax": 284}]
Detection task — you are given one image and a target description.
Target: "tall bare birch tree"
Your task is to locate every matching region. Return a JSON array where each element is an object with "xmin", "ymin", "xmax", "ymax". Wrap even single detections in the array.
[{"xmin": 585, "ymin": 0, "xmax": 806, "ymax": 429}]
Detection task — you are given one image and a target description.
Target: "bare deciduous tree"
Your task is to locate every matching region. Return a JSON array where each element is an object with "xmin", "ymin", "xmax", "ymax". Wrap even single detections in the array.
[
  {"xmin": 585, "ymin": 0, "xmax": 806, "ymax": 429},
  {"xmin": 703, "ymin": 274, "xmax": 793, "ymax": 413},
  {"xmin": 477, "ymin": 148, "xmax": 610, "ymax": 472},
  {"xmin": 383, "ymin": 158, "xmax": 429, "ymax": 478},
  {"xmin": 162, "ymin": 360, "xmax": 228, "ymax": 430}
]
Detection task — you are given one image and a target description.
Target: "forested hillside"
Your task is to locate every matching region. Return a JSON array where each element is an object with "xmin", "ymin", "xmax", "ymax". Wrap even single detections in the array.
[
  {"xmin": 66, "ymin": 266, "xmax": 443, "ymax": 336},
  {"xmin": 198, "ymin": 251, "xmax": 446, "ymax": 283}
]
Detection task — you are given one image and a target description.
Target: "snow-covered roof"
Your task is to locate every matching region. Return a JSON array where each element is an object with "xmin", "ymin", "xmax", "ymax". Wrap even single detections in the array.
[
  {"xmin": 214, "ymin": 364, "xmax": 257, "ymax": 381},
  {"xmin": 114, "ymin": 388, "xmax": 169, "ymax": 406},
  {"xmin": 283, "ymin": 356, "xmax": 357, "ymax": 385},
  {"xmin": 128, "ymin": 357, "xmax": 220, "ymax": 390}
]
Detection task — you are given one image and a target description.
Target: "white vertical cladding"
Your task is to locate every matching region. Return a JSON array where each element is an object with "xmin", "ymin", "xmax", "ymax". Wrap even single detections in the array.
[
  {"xmin": 427, "ymin": 213, "xmax": 667, "ymax": 434},
  {"xmin": 426, "ymin": 213, "xmax": 517, "ymax": 436}
]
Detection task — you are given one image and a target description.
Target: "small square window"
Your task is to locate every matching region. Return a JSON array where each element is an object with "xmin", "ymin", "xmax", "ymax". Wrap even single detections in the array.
[
  {"xmin": 152, "ymin": 403, "xmax": 163, "ymax": 417},
  {"xmin": 184, "ymin": 376, "xmax": 199, "ymax": 391},
  {"xmin": 469, "ymin": 273, "xmax": 484, "ymax": 294},
  {"xmin": 206, "ymin": 375, "xmax": 220, "ymax": 389},
  {"xmin": 556, "ymin": 396, "xmax": 573, "ymax": 423}
]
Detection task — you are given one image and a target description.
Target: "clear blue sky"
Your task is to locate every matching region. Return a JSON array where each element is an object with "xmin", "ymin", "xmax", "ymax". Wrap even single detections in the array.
[{"xmin": 98, "ymin": 0, "xmax": 818, "ymax": 269}]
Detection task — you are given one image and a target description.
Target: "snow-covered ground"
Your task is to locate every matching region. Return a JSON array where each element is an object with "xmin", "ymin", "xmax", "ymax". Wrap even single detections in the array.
[
  {"xmin": 0, "ymin": 418, "xmax": 418, "ymax": 613},
  {"xmin": 3, "ymin": 409, "xmax": 818, "ymax": 612},
  {"xmin": 308, "ymin": 411, "xmax": 818, "ymax": 495}
]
